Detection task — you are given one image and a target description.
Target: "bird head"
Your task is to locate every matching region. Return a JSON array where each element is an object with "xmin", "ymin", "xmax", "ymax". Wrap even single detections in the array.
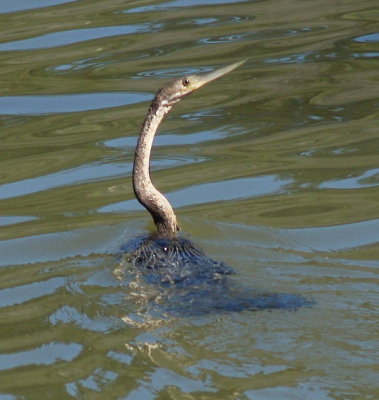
[{"xmin": 156, "ymin": 59, "xmax": 246, "ymax": 108}]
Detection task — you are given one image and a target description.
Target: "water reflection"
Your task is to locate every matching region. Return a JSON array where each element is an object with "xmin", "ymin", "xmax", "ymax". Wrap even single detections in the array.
[
  {"xmin": 0, "ymin": 215, "xmax": 37, "ymax": 227},
  {"xmin": 103, "ymin": 127, "xmax": 237, "ymax": 148},
  {"xmin": 100, "ymin": 174, "xmax": 293, "ymax": 213},
  {"xmin": 320, "ymin": 167, "xmax": 379, "ymax": 189},
  {"xmin": 50, "ymin": 305, "xmax": 123, "ymax": 333},
  {"xmin": 0, "ymin": 93, "xmax": 151, "ymax": 115},
  {"xmin": 0, "ymin": 0, "xmax": 77, "ymax": 14},
  {"xmin": 0, "ymin": 342, "xmax": 82, "ymax": 371},
  {"xmin": 1, "ymin": 0, "xmax": 378, "ymax": 398},
  {"xmin": 354, "ymin": 32, "xmax": 379, "ymax": 42},
  {"xmin": 134, "ymin": 65, "xmax": 212, "ymax": 79},
  {"xmin": 0, "ymin": 277, "xmax": 64, "ymax": 307},
  {"xmin": 0, "ymin": 24, "xmax": 162, "ymax": 51},
  {"xmin": 126, "ymin": 0, "xmax": 250, "ymax": 14},
  {"xmin": 201, "ymin": 26, "xmax": 326, "ymax": 45}
]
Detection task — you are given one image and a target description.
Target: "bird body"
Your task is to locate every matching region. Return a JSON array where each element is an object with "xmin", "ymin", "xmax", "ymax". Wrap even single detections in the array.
[{"xmin": 124, "ymin": 60, "xmax": 313, "ymax": 315}]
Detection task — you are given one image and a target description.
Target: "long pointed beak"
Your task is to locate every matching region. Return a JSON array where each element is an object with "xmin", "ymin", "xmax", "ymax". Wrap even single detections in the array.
[{"xmin": 194, "ymin": 59, "xmax": 246, "ymax": 89}]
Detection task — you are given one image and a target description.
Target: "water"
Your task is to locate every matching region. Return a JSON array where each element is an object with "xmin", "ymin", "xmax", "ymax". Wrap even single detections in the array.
[{"xmin": 0, "ymin": 0, "xmax": 378, "ymax": 398}]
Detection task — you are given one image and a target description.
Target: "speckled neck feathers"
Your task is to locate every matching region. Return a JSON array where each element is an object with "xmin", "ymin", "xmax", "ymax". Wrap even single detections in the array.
[{"xmin": 132, "ymin": 95, "xmax": 179, "ymax": 236}]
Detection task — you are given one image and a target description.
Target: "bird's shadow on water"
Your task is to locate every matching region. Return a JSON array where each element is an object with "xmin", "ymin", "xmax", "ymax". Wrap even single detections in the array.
[{"xmin": 118, "ymin": 235, "xmax": 314, "ymax": 318}]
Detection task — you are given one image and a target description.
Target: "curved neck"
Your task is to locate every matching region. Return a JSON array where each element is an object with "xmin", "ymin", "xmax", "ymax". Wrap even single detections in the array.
[{"xmin": 132, "ymin": 98, "xmax": 179, "ymax": 236}]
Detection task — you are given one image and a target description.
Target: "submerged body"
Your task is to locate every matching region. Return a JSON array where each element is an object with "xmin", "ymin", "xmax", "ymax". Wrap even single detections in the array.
[
  {"xmin": 124, "ymin": 61, "xmax": 312, "ymax": 315},
  {"xmin": 124, "ymin": 235, "xmax": 234, "ymax": 286},
  {"xmin": 123, "ymin": 235, "xmax": 312, "ymax": 316}
]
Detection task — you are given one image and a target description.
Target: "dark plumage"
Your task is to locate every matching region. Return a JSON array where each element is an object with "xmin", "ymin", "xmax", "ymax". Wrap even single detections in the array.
[{"xmin": 121, "ymin": 60, "xmax": 313, "ymax": 316}]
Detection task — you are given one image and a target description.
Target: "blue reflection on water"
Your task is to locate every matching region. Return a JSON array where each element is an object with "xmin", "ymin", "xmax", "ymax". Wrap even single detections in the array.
[
  {"xmin": 320, "ymin": 167, "xmax": 379, "ymax": 189},
  {"xmin": 354, "ymin": 33, "xmax": 379, "ymax": 43},
  {"xmin": 0, "ymin": 277, "xmax": 65, "ymax": 307},
  {"xmin": 0, "ymin": 0, "xmax": 77, "ymax": 14},
  {"xmin": 0, "ymin": 92, "xmax": 151, "ymax": 115},
  {"xmin": 126, "ymin": 0, "xmax": 249, "ymax": 14},
  {"xmin": 0, "ymin": 24, "xmax": 162, "ymax": 51},
  {"xmin": 100, "ymin": 174, "xmax": 292, "ymax": 213},
  {"xmin": 0, "ymin": 342, "xmax": 82, "ymax": 371},
  {"xmin": 0, "ymin": 216, "xmax": 37, "ymax": 227}
]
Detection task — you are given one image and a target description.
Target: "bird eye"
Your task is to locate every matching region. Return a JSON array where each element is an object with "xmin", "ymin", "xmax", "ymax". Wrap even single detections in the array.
[{"xmin": 182, "ymin": 78, "xmax": 190, "ymax": 87}]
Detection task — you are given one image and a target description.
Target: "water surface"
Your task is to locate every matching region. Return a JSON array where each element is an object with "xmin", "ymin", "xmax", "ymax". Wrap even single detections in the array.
[{"xmin": 0, "ymin": 0, "xmax": 378, "ymax": 399}]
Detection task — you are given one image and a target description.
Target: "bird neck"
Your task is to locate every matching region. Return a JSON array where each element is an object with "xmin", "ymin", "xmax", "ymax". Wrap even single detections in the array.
[{"xmin": 132, "ymin": 98, "xmax": 179, "ymax": 237}]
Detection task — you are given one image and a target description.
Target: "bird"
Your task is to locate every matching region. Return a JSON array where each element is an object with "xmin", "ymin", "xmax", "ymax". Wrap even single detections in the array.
[
  {"xmin": 121, "ymin": 60, "xmax": 313, "ymax": 316},
  {"xmin": 126, "ymin": 60, "xmax": 244, "ymax": 282}
]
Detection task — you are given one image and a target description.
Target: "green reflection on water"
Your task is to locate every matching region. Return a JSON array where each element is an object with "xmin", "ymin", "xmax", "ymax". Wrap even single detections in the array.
[{"xmin": 0, "ymin": 0, "xmax": 378, "ymax": 398}]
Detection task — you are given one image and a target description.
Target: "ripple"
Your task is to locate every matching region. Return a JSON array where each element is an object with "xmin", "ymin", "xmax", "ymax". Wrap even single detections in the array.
[
  {"xmin": 103, "ymin": 127, "xmax": 237, "ymax": 149},
  {"xmin": 126, "ymin": 0, "xmax": 250, "ymax": 13},
  {"xmin": 281, "ymin": 218, "xmax": 379, "ymax": 252},
  {"xmin": 200, "ymin": 32, "xmax": 254, "ymax": 44},
  {"xmin": 355, "ymin": 52, "xmax": 379, "ymax": 58},
  {"xmin": 0, "ymin": 162, "xmax": 131, "ymax": 199},
  {"xmin": 0, "ymin": 342, "xmax": 82, "ymax": 371},
  {"xmin": 164, "ymin": 14, "xmax": 253, "ymax": 29},
  {"xmin": 0, "ymin": 23, "xmax": 162, "ymax": 51},
  {"xmin": 0, "ymin": 227, "xmax": 123, "ymax": 266},
  {"xmin": 201, "ymin": 26, "xmax": 325, "ymax": 45},
  {"xmin": 107, "ymin": 350, "xmax": 133, "ymax": 365},
  {"xmin": 0, "ymin": 216, "xmax": 37, "ymax": 227},
  {"xmin": 0, "ymin": 277, "xmax": 65, "ymax": 307},
  {"xmin": 264, "ymin": 51, "xmax": 316, "ymax": 64},
  {"xmin": 245, "ymin": 382, "xmax": 332, "ymax": 400},
  {"xmin": 188, "ymin": 359, "xmax": 287, "ymax": 378},
  {"xmin": 0, "ymin": 92, "xmax": 151, "ymax": 115},
  {"xmin": 0, "ymin": 0, "xmax": 77, "ymax": 14},
  {"xmin": 50, "ymin": 56, "xmax": 106, "ymax": 73},
  {"xmin": 126, "ymin": 367, "xmax": 214, "ymax": 398},
  {"xmin": 0, "ymin": 394, "xmax": 17, "ymax": 400},
  {"xmin": 50, "ymin": 306, "xmax": 122, "ymax": 332},
  {"xmin": 134, "ymin": 66, "xmax": 212, "ymax": 79},
  {"xmin": 66, "ymin": 367, "xmax": 118, "ymax": 396},
  {"xmin": 320, "ymin": 168, "xmax": 379, "ymax": 190},
  {"xmin": 267, "ymin": 48, "xmax": 379, "ymax": 65},
  {"xmin": 354, "ymin": 33, "xmax": 379, "ymax": 43},
  {"xmin": 0, "ymin": 155, "xmax": 203, "ymax": 200},
  {"xmin": 184, "ymin": 17, "xmax": 218, "ymax": 25},
  {"xmin": 99, "ymin": 174, "xmax": 293, "ymax": 213}
]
